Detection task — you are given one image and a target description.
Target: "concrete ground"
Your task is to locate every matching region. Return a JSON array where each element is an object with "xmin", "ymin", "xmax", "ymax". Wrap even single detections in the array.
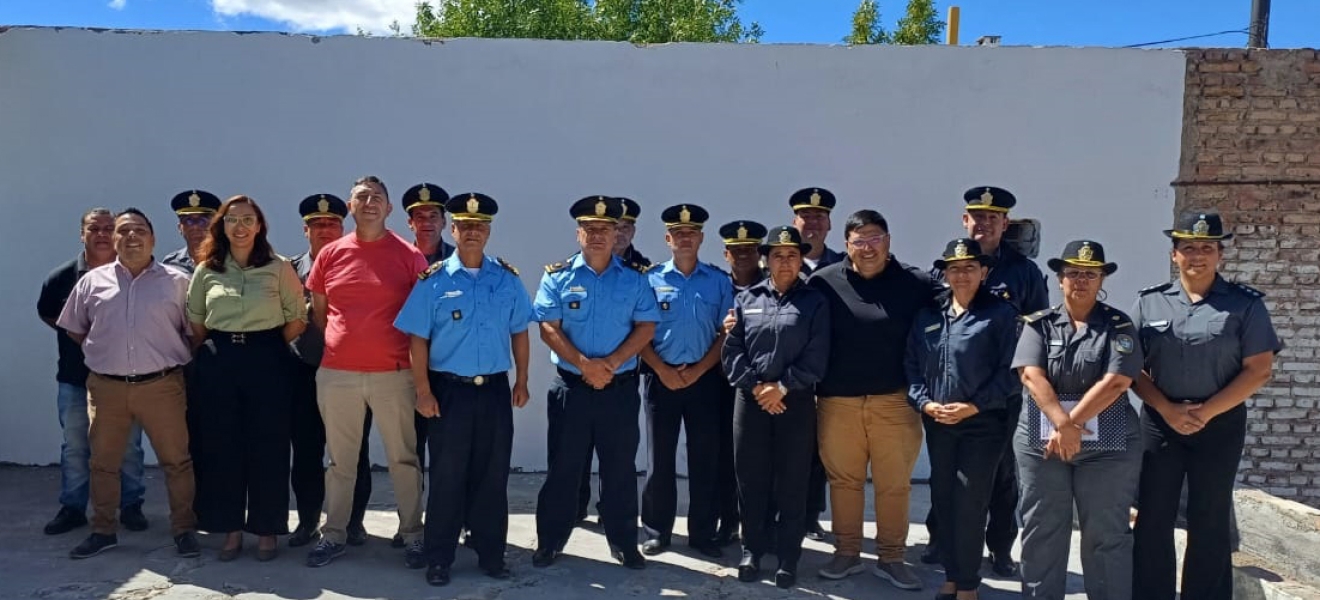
[{"xmin": 1, "ymin": 465, "xmax": 1099, "ymax": 600}]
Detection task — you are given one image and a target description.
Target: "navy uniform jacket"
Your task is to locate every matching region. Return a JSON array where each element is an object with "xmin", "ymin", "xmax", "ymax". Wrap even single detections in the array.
[
  {"xmin": 161, "ymin": 247, "xmax": 195, "ymax": 275},
  {"xmin": 722, "ymin": 279, "xmax": 831, "ymax": 392},
  {"xmin": 1130, "ymin": 276, "xmax": 1281, "ymax": 402},
  {"xmin": 932, "ymin": 244, "xmax": 1048, "ymax": 315},
  {"xmin": 801, "ymin": 245, "xmax": 845, "ymax": 275},
  {"xmin": 288, "ymin": 251, "xmax": 323, "ymax": 366},
  {"xmin": 620, "ymin": 245, "xmax": 653, "ymax": 271},
  {"xmin": 424, "ymin": 241, "xmax": 456, "ymax": 265},
  {"xmin": 905, "ymin": 288, "xmax": 1020, "ymax": 413}
]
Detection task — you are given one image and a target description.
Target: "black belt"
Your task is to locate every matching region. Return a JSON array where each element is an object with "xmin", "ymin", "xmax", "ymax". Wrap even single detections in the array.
[
  {"xmin": 95, "ymin": 366, "xmax": 179, "ymax": 384},
  {"xmin": 557, "ymin": 368, "xmax": 638, "ymax": 390},
  {"xmin": 436, "ymin": 371, "xmax": 507, "ymax": 387},
  {"xmin": 207, "ymin": 328, "xmax": 283, "ymax": 346}
]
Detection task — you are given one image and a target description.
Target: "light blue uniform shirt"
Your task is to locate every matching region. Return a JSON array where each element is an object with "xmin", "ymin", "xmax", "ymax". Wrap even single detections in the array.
[
  {"xmin": 394, "ymin": 254, "xmax": 532, "ymax": 377},
  {"xmin": 648, "ymin": 260, "xmax": 734, "ymax": 365},
  {"xmin": 533, "ymin": 253, "xmax": 661, "ymax": 375}
]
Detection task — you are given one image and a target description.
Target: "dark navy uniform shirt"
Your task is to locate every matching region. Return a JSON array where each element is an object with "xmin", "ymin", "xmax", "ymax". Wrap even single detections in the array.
[
  {"xmin": 160, "ymin": 247, "xmax": 195, "ymax": 275},
  {"xmin": 38, "ymin": 253, "xmax": 93, "ymax": 385},
  {"xmin": 905, "ymin": 289, "xmax": 1021, "ymax": 413},
  {"xmin": 1130, "ymin": 276, "xmax": 1281, "ymax": 402},
  {"xmin": 933, "ymin": 244, "xmax": 1048, "ymax": 315},
  {"xmin": 802, "ymin": 245, "xmax": 845, "ymax": 274},
  {"xmin": 722, "ymin": 279, "xmax": 831, "ymax": 392},
  {"xmin": 424, "ymin": 240, "xmax": 456, "ymax": 265},
  {"xmin": 289, "ymin": 251, "xmax": 324, "ymax": 366}
]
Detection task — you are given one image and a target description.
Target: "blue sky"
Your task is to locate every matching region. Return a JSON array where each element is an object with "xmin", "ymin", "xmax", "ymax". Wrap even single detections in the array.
[{"xmin": 3, "ymin": 0, "xmax": 1316, "ymax": 48}]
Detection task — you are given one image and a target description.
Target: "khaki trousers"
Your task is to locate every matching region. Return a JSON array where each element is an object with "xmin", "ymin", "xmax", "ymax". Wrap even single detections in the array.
[
  {"xmin": 818, "ymin": 392, "xmax": 923, "ymax": 561},
  {"xmin": 317, "ymin": 368, "xmax": 422, "ymax": 545},
  {"xmin": 86, "ymin": 371, "xmax": 196, "ymax": 535}
]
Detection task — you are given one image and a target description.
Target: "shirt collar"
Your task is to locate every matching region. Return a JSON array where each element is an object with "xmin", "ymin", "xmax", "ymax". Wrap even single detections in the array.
[
  {"xmin": 570, "ymin": 252, "xmax": 621, "ymax": 274},
  {"xmin": 443, "ymin": 254, "xmax": 488, "ymax": 277},
  {"xmin": 75, "ymin": 252, "xmax": 91, "ymax": 274}
]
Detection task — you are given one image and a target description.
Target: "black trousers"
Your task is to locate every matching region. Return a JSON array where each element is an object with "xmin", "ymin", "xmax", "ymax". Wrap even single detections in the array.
[
  {"xmin": 537, "ymin": 372, "xmax": 642, "ymax": 551},
  {"xmin": 191, "ymin": 329, "xmax": 291, "ymax": 535},
  {"xmin": 927, "ymin": 398, "xmax": 1020, "ymax": 556},
  {"xmin": 422, "ymin": 372, "xmax": 513, "ymax": 570},
  {"xmin": 577, "ymin": 440, "xmax": 595, "ymax": 520},
  {"xmin": 926, "ymin": 411, "xmax": 1008, "ymax": 591},
  {"xmin": 716, "ymin": 380, "xmax": 740, "ymax": 535},
  {"xmin": 733, "ymin": 388, "xmax": 816, "ymax": 567},
  {"xmin": 641, "ymin": 366, "xmax": 722, "ymax": 543},
  {"xmin": 289, "ymin": 361, "xmax": 373, "ymax": 529},
  {"xmin": 416, "ymin": 411, "xmax": 429, "ymax": 481},
  {"xmin": 1133, "ymin": 403, "xmax": 1246, "ymax": 600}
]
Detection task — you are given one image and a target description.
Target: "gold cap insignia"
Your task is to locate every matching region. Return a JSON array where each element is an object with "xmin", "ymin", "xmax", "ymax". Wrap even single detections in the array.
[
  {"xmin": 1078, "ymin": 243, "xmax": 1094, "ymax": 262},
  {"xmin": 980, "ymin": 188, "xmax": 994, "ymax": 206},
  {"xmin": 778, "ymin": 229, "xmax": 792, "ymax": 244},
  {"xmin": 595, "ymin": 198, "xmax": 607, "ymax": 217},
  {"xmin": 418, "ymin": 186, "xmax": 432, "ymax": 202},
  {"xmin": 1193, "ymin": 216, "xmax": 1210, "ymax": 236},
  {"xmin": 954, "ymin": 241, "xmax": 970, "ymax": 259},
  {"xmin": 737, "ymin": 223, "xmax": 749, "ymax": 240},
  {"xmin": 467, "ymin": 194, "xmax": 479, "ymax": 214},
  {"xmin": 809, "ymin": 190, "xmax": 821, "ymax": 206},
  {"xmin": 317, "ymin": 196, "xmax": 330, "ymax": 213},
  {"xmin": 188, "ymin": 192, "xmax": 201, "ymax": 207},
  {"xmin": 679, "ymin": 205, "xmax": 691, "ymax": 223}
]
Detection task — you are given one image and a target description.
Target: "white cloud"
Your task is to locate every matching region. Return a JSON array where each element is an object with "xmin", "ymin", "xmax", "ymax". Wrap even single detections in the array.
[
  {"xmin": 209, "ymin": 0, "xmax": 417, "ymax": 34},
  {"xmin": 108, "ymin": 0, "xmax": 127, "ymax": 9}
]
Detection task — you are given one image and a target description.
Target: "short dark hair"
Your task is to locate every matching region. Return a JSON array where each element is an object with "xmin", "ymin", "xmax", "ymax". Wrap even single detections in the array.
[
  {"xmin": 81, "ymin": 207, "xmax": 112, "ymax": 226},
  {"xmin": 115, "ymin": 207, "xmax": 154, "ymax": 233},
  {"xmin": 353, "ymin": 175, "xmax": 389, "ymax": 199},
  {"xmin": 843, "ymin": 209, "xmax": 889, "ymax": 238}
]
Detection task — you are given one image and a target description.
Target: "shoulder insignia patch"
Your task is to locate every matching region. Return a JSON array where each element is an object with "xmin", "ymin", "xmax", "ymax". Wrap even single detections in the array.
[
  {"xmin": 497, "ymin": 257, "xmax": 519, "ymax": 276},
  {"xmin": 418, "ymin": 261, "xmax": 443, "ymax": 281},
  {"xmin": 1234, "ymin": 281, "xmax": 1265, "ymax": 298},
  {"xmin": 629, "ymin": 261, "xmax": 650, "ymax": 274},
  {"xmin": 1139, "ymin": 282, "xmax": 1173, "ymax": 295},
  {"xmin": 544, "ymin": 261, "xmax": 566, "ymax": 274},
  {"xmin": 1021, "ymin": 308, "xmax": 1054, "ymax": 324}
]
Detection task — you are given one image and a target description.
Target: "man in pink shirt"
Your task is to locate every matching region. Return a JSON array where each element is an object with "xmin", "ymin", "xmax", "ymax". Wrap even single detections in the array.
[
  {"xmin": 305, "ymin": 176, "xmax": 430, "ymax": 569},
  {"xmin": 57, "ymin": 208, "xmax": 199, "ymax": 560}
]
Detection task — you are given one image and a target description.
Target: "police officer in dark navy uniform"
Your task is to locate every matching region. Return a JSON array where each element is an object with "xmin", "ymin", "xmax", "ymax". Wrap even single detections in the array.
[
  {"xmin": 723, "ymin": 225, "xmax": 831, "ymax": 589},
  {"xmin": 162, "ymin": 189, "xmax": 221, "ymax": 273},
  {"xmin": 531, "ymin": 196, "xmax": 661, "ymax": 570},
  {"xmin": 1131, "ymin": 212, "xmax": 1281, "ymax": 600},
  {"xmin": 287, "ymin": 194, "xmax": 374, "ymax": 548},
  {"xmin": 924, "ymin": 186, "xmax": 1049, "ymax": 575},
  {"xmin": 721, "ymin": 220, "xmax": 769, "ymax": 293},
  {"xmin": 614, "ymin": 196, "xmax": 653, "ymax": 271},
  {"xmin": 638, "ymin": 204, "xmax": 735, "ymax": 559},
  {"xmin": 790, "ymin": 187, "xmax": 845, "ymax": 273},
  {"xmin": 395, "ymin": 192, "xmax": 533, "ymax": 586}
]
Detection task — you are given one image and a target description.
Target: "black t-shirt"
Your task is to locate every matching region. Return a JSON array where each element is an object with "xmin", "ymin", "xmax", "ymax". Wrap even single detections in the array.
[
  {"xmin": 37, "ymin": 253, "xmax": 91, "ymax": 385},
  {"xmin": 808, "ymin": 257, "xmax": 938, "ymax": 397}
]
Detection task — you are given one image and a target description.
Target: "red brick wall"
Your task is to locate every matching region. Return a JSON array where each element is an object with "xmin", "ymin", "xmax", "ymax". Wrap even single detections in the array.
[{"xmin": 1178, "ymin": 49, "xmax": 1320, "ymax": 506}]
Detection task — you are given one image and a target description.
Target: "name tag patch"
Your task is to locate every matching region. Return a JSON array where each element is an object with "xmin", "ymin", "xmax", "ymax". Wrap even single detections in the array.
[
  {"xmin": 744, "ymin": 308, "xmax": 764, "ymax": 315},
  {"xmin": 924, "ymin": 323, "xmax": 941, "ymax": 333},
  {"xmin": 444, "ymin": 290, "xmax": 463, "ymax": 298}
]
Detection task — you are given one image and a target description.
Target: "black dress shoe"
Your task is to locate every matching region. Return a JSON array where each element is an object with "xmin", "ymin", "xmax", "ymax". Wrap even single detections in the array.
[
  {"xmin": 613, "ymin": 547, "xmax": 647, "ymax": 570},
  {"xmin": 689, "ymin": 542, "xmax": 723, "ymax": 559},
  {"xmin": 775, "ymin": 568, "xmax": 797, "ymax": 589},
  {"xmin": 389, "ymin": 532, "xmax": 404, "ymax": 548},
  {"xmin": 69, "ymin": 533, "xmax": 118, "ymax": 559},
  {"xmin": 921, "ymin": 542, "xmax": 942, "ymax": 564},
  {"xmin": 119, "ymin": 503, "xmax": 148, "ymax": 532},
  {"xmin": 174, "ymin": 532, "xmax": 201, "ymax": 558},
  {"xmin": 44, "ymin": 506, "xmax": 88, "ymax": 535},
  {"xmin": 288, "ymin": 524, "xmax": 320, "ymax": 548},
  {"xmin": 989, "ymin": 552, "xmax": 1017, "ymax": 577},
  {"xmin": 804, "ymin": 520, "xmax": 826, "ymax": 542},
  {"xmin": 346, "ymin": 524, "xmax": 368, "ymax": 547},
  {"xmin": 425, "ymin": 565, "xmax": 451, "ymax": 586},
  {"xmin": 483, "ymin": 564, "xmax": 512, "ymax": 579},
  {"xmin": 640, "ymin": 536, "xmax": 671, "ymax": 556},
  {"xmin": 935, "ymin": 592, "xmax": 957, "ymax": 600},
  {"xmin": 531, "ymin": 547, "xmax": 558, "ymax": 568},
  {"xmin": 737, "ymin": 551, "xmax": 761, "ymax": 582},
  {"xmin": 714, "ymin": 528, "xmax": 740, "ymax": 547}
]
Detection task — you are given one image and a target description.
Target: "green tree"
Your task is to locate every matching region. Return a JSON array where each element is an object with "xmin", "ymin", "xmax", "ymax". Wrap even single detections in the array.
[
  {"xmin": 844, "ymin": 0, "xmax": 944, "ymax": 45},
  {"xmin": 844, "ymin": 0, "xmax": 888, "ymax": 44},
  {"xmin": 413, "ymin": 0, "xmax": 762, "ymax": 43}
]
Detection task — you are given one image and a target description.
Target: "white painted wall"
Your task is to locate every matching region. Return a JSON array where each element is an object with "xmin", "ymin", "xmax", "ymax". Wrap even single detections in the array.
[{"xmin": 0, "ymin": 28, "xmax": 1186, "ymax": 478}]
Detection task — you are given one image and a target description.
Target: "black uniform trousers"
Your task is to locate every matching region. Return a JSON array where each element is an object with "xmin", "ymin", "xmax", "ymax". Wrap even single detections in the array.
[
  {"xmin": 537, "ymin": 371, "xmax": 642, "ymax": 552},
  {"xmin": 716, "ymin": 380, "xmax": 740, "ymax": 536},
  {"xmin": 289, "ymin": 361, "xmax": 373, "ymax": 529},
  {"xmin": 1133, "ymin": 403, "xmax": 1246, "ymax": 600},
  {"xmin": 190, "ymin": 329, "xmax": 291, "ymax": 535},
  {"xmin": 926, "ymin": 397, "xmax": 1021, "ymax": 557},
  {"xmin": 576, "ymin": 440, "xmax": 596, "ymax": 520},
  {"xmin": 925, "ymin": 410, "xmax": 1008, "ymax": 591},
  {"xmin": 423, "ymin": 371, "xmax": 513, "ymax": 570},
  {"xmin": 416, "ymin": 412, "xmax": 429, "ymax": 480},
  {"xmin": 733, "ymin": 388, "xmax": 816, "ymax": 567},
  {"xmin": 641, "ymin": 365, "xmax": 722, "ymax": 544}
]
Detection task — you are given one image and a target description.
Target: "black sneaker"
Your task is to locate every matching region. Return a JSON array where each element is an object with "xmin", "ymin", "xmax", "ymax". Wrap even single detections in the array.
[
  {"xmin": 174, "ymin": 532, "xmax": 201, "ymax": 558},
  {"xmin": 119, "ymin": 503, "xmax": 148, "ymax": 532},
  {"xmin": 346, "ymin": 523, "xmax": 368, "ymax": 547},
  {"xmin": 404, "ymin": 540, "xmax": 426, "ymax": 569},
  {"xmin": 305, "ymin": 539, "xmax": 346, "ymax": 568},
  {"xmin": 288, "ymin": 523, "xmax": 320, "ymax": 548},
  {"xmin": 44, "ymin": 506, "xmax": 88, "ymax": 536},
  {"xmin": 69, "ymin": 533, "xmax": 118, "ymax": 559}
]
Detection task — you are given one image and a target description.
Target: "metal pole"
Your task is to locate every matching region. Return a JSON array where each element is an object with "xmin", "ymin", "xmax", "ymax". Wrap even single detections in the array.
[
  {"xmin": 1248, "ymin": 0, "xmax": 1271, "ymax": 48},
  {"xmin": 947, "ymin": 6, "xmax": 960, "ymax": 45}
]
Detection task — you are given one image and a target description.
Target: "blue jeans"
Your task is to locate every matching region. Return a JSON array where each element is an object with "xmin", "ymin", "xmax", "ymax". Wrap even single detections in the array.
[{"xmin": 58, "ymin": 382, "xmax": 146, "ymax": 510}]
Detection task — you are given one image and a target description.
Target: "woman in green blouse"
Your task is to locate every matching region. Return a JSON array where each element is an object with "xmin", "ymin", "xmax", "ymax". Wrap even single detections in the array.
[{"xmin": 186, "ymin": 195, "xmax": 306, "ymax": 561}]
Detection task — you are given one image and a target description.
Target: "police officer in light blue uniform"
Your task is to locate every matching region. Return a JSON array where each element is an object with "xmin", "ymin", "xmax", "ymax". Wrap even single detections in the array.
[
  {"xmin": 638, "ymin": 204, "xmax": 735, "ymax": 559},
  {"xmin": 394, "ymin": 192, "xmax": 532, "ymax": 587},
  {"xmin": 531, "ymin": 195, "xmax": 661, "ymax": 570}
]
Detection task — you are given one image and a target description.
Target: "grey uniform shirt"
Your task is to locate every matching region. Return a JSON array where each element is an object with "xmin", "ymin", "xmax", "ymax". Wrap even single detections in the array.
[
  {"xmin": 160, "ymin": 247, "xmax": 195, "ymax": 275},
  {"xmin": 289, "ymin": 251, "xmax": 325, "ymax": 367},
  {"xmin": 1129, "ymin": 276, "xmax": 1281, "ymax": 402},
  {"xmin": 721, "ymin": 279, "xmax": 831, "ymax": 392}
]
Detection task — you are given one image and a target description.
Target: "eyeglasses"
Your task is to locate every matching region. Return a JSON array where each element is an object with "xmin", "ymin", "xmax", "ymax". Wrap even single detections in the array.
[
  {"xmin": 847, "ymin": 234, "xmax": 889, "ymax": 249},
  {"xmin": 1061, "ymin": 270, "xmax": 1101, "ymax": 281},
  {"xmin": 178, "ymin": 215, "xmax": 211, "ymax": 227},
  {"xmin": 223, "ymin": 215, "xmax": 258, "ymax": 228}
]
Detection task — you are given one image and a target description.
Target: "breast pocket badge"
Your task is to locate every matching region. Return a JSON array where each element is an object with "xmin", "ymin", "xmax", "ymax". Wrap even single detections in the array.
[{"xmin": 452, "ymin": 310, "xmax": 463, "ymax": 321}]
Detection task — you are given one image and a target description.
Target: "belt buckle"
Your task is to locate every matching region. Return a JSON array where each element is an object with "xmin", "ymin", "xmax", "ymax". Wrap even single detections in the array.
[
  {"xmin": 472, "ymin": 375, "xmax": 485, "ymax": 386},
  {"xmin": 231, "ymin": 333, "xmax": 246, "ymax": 345}
]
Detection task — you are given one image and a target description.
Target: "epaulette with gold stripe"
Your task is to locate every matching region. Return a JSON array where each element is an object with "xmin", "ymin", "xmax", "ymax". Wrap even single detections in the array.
[
  {"xmin": 497, "ymin": 257, "xmax": 519, "ymax": 276},
  {"xmin": 418, "ymin": 261, "xmax": 443, "ymax": 281}
]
